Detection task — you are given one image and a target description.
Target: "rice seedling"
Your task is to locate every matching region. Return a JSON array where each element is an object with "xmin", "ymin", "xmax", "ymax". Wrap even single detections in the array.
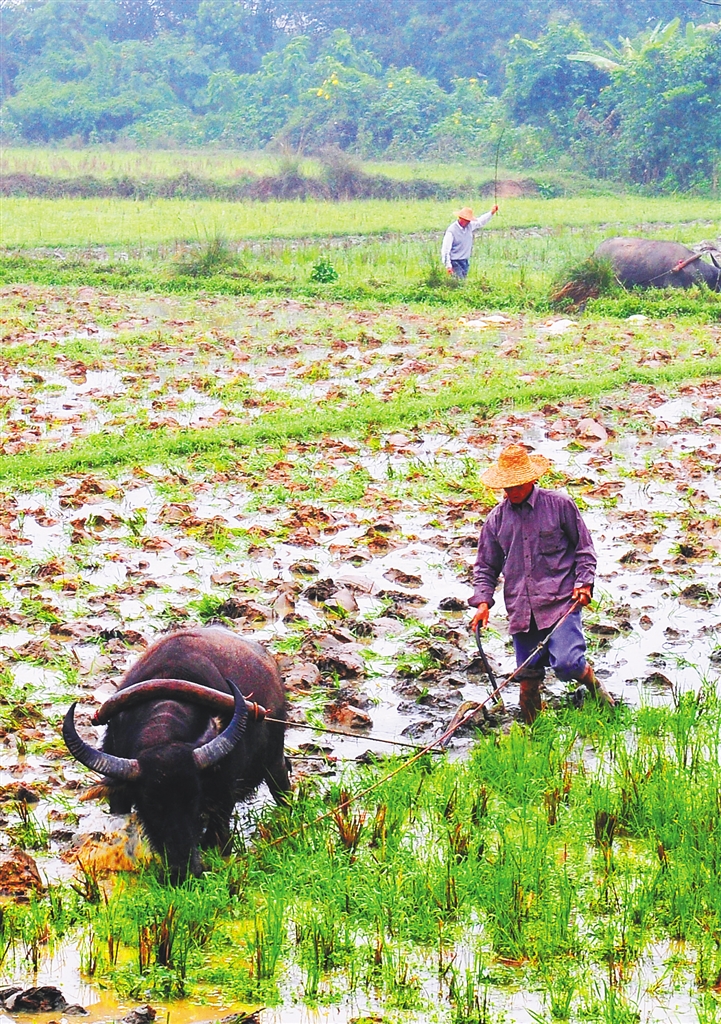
[
  {"xmin": 3, "ymin": 194, "xmax": 718, "ymax": 248},
  {"xmin": 6, "ymin": 696, "xmax": 721, "ymax": 1014},
  {"xmin": 6, "ymin": 799, "xmax": 50, "ymax": 851}
]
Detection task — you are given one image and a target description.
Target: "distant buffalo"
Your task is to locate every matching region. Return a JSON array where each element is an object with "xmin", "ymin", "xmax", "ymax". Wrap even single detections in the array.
[
  {"xmin": 595, "ymin": 237, "xmax": 721, "ymax": 291},
  {"xmin": 63, "ymin": 627, "xmax": 290, "ymax": 879}
]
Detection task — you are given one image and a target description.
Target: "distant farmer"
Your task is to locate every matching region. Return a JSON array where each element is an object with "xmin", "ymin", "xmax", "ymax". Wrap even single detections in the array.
[
  {"xmin": 468, "ymin": 444, "xmax": 614, "ymax": 724},
  {"xmin": 441, "ymin": 204, "xmax": 498, "ymax": 278}
]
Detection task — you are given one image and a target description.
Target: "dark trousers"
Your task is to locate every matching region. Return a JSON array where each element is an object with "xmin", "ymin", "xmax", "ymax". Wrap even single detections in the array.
[
  {"xmin": 513, "ymin": 610, "xmax": 588, "ymax": 724},
  {"xmin": 450, "ymin": 259, "xmax": 470, "ymax": 278},
  {"xmin": 512, "ymin": 610, "xmax": 587, "ymax": 682}
]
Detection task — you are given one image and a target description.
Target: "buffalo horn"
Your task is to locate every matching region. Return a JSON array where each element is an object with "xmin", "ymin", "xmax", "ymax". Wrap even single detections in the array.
[
  {"xmin": 93, "ymin": 679, "xmax": 236, "ymax": 724},
  {"xmin": 193, "ymin": 679, "xmax": 247, "ymax": 771},
  {"xmin": 63, "ymin": 703, "xmax": 142, "ymax": 780}
]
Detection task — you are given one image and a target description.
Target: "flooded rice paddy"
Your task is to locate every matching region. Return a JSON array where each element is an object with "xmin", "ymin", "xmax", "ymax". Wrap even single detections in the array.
[{"xmin": 1, "ymin": 286, "xmax": 721, "ymax": 1022}]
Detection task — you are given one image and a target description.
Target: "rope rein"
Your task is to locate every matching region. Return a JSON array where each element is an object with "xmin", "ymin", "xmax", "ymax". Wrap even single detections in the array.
[{"xmin": 625, "ymin": 251, "xmax": 705, "ymax": 287}]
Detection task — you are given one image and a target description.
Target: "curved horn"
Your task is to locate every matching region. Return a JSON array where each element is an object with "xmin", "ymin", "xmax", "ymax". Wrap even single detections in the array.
[
  {"xmin": 93, "ymin": 679, "xmax": 235, "ymax": 724},
  {"xmin": 193, "ymin": 679, "xmax": 247, "ymax": 771},
  {"xmin": 63, "ymin": 703, "xmax": 141, "ymax": 780},
  {"xmin": 92, "ymin": 679, "xmax": 267, "ymax": 726}
]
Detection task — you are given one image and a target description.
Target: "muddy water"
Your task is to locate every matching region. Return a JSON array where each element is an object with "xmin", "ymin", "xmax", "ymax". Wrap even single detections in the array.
[
  {"xmin": 5, "ymin": 387, "xmax": 721, "ymax": 776},
  {"xmin": 4, "ymin": 396, "xmax": 721, "ymax": 1020},
  {"xmin": 2, "ymin": 289, "xmax": 721, "ymax": 1020}
]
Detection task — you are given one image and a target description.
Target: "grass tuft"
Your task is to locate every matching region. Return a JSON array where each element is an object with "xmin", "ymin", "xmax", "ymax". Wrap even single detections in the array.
[{"xmin": 550, "ymin": 255, "xmax": 618, "ymax": 308}]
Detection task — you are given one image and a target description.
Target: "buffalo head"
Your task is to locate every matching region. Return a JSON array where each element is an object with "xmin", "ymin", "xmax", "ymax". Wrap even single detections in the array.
[{"xmin": 63, "ymin": 678, "xmax": 247, "ymax": 878}]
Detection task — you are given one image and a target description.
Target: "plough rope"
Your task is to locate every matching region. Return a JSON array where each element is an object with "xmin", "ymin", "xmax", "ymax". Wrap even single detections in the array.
[{"xmin": 264, "ymin": 716, "xmax": 442, "ymax": 753}]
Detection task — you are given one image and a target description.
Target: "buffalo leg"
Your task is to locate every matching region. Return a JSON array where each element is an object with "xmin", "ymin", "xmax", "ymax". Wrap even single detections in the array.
[
  {"xmin": 265, "ymin": 757, "xmax": 292, "ymax": 805},
  {"xmin": 201, "ymin": 791, "xmax": 236, "ymax": 854},
  {"xmin": 107, "ymin": 785, "xmax": 133, "ymax": 815}
]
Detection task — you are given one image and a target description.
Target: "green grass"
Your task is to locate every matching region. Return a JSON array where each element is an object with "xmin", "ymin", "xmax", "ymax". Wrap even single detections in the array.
[
  {"xmin": 3, "ymin": 248, "xmax": 720, "ymax": 325},
  {"xmin": 1, "ymin": 356, "xmax": 721, "ymax": 489},
  {"xmin": 2, "ymin": 195, "xmax": 718, "ymax": 247},
  {"xmin": 1, "ymin": 145, "xmax": 305, "ymax": 181},
  {"xmin": 9, "ymin": 696, "xmax": 721, "ymax": 1020}
]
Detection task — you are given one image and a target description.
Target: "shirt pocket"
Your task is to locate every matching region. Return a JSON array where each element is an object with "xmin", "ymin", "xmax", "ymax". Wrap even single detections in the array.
[
  {"xmin": 537, "ymin": 529, "xmax": 567, "ymax": 585},
  {"xmin": 539, "ymin": 530, "xmax": 564, "ymax": 556}
]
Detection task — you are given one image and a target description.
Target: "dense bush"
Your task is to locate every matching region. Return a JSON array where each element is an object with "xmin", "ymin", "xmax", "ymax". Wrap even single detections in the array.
[{"xmin": 0, "ymin": 1, "xmax": 718, "ymax": 190}]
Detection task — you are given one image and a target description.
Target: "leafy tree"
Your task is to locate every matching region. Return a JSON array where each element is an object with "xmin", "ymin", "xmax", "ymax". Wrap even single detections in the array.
[
  {"xmin": 503, "ymin": 22, "xmax": 607, "ymax": 147},
  {"xmin": 272, "ymin": 0, "xmax": 706, "ymax": 87},
  {"xmin": 192, "ymin": 0, "xmax": 275, "ymax": 74},
  {"xmin": 568, "ymin": 20, "xmax": 721, "ymax": 187},
  {"xmin": 609, "ymin": 23, "xmax": 720, "ymax": 187},
  {"xmin": 0, "ymin": 0, "xmax": 717, "ymax": 186},
  {"xmin": 5, "ymin": 37, "xmax": 178, "ymax": 140}
]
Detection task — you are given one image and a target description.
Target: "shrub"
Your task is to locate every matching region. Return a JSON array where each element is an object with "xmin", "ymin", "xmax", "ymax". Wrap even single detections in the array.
[{"xmin": 310, "ymin": 257, "xmax": 339, "ymax": 283}]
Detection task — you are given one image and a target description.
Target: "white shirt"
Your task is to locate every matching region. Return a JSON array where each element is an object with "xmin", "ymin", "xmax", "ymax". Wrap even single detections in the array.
[{"xmin": 441, "ymin": 211, "xmax": 494, "ymax": 268}]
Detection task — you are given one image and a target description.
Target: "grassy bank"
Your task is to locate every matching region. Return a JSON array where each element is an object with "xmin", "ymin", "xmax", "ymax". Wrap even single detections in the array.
[{"xmin": 0, "ymin": 145, "xmax": 598, "ymax": 190}]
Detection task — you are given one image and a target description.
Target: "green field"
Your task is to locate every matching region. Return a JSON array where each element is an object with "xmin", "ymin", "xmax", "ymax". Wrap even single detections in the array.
[
  {"xmin": 1, "ymin": 152, "xmax": 721, "ymax": 1023},
  {"xmin": 3, "ymin": 191, "xmax": 719, "ymax": 321},
  {"xmin": 0, "ymin": 144, "xmax": 542, "ymax": 186},
  {"xmin": 3, "ymin": 194, "xmax": 718, "ymax": 247}
]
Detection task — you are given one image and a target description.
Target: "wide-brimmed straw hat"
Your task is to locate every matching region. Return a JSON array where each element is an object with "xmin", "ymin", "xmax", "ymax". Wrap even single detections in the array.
[
  {"xmin": 456, "ymin": 207, "xmax": 475, "ymax": 220},
  {"xmin": 481, "ymin": 444, "xmax": 551, "ymax": 489}
]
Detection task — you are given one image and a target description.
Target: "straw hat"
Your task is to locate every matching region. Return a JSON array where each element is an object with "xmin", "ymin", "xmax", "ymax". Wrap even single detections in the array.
[
  {"xmin": 481, "ymin": 444, "xmax": 551, "ymax": 489},
  {"xmin": 456, "ymin": 207, "xmax": 475, "ymax": 220}
]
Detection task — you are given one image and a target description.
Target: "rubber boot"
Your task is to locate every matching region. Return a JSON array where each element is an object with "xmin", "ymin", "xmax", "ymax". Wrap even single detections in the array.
[
  {"xmin": 577, "ymin": 662, "xmax": 615, "ymax": 708},
  {"xmin": 518, "ymin": 668, "xmax": 545, "ymax": 724}
]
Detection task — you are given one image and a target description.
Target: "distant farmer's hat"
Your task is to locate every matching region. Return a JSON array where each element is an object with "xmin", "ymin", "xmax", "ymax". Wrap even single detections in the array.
[
  {"xmin": 481, "ymin": 444, "xmax": 551, "ymax": 489},
  {"xmin": 456, "ymin": 207, "xmax": 475, "ymax": 220}
]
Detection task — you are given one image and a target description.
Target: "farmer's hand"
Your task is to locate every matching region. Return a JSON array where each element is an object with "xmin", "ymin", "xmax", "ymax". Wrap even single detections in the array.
[
  {"xmin": 491, "ymin": 204, "xmax": 499, "ymax": 214},
  {"xmin": 572, "ymin": 585, "xmax": 592, "ymax": 608},
  {"xmin": 470, "ymin": 604, "xmax": 490, "ymax": 630},
  {"xmin": 446, "ymin": 267, "xmax": 454, "ymax": 275}
]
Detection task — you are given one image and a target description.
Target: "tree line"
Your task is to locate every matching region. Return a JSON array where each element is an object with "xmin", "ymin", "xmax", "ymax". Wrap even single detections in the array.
[{"xmin": 1, "ymin": 0, "xmax": 719, "ymax": 189}]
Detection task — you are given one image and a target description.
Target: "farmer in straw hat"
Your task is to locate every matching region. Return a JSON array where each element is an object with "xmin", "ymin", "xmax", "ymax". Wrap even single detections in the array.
[
  {"xmin": 468, "ymin": 444, "xmax": 614, "ymax": 723},
  {"xmin": 441, "ymin": 204, "xmax": 498, "ymax": 279}
]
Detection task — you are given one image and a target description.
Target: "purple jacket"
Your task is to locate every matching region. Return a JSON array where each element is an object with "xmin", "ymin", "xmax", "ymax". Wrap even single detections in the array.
[{"xmin": 469, "ymin": 486, "xmax": 596, "ymax": 633}]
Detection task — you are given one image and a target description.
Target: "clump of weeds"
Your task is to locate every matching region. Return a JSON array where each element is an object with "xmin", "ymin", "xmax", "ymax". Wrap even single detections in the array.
[
  {"xmin": 171, "ymin": 236, "xmax": 243, "ymax": 278},
  {"xmin": 550, "ymin": 255, "xmax": 617, "ymax": 308},
  {"xmin": 424, "ymin": 258, "xmax": 462, "ymax": 289}
]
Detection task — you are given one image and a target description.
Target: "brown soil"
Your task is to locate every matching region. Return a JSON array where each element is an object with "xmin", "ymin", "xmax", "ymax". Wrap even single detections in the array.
[{"xmin": 479, "ymin": 178, "xmax": 541, "ymax": 198}]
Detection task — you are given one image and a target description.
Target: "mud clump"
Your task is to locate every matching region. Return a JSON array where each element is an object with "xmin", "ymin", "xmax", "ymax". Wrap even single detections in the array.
[
  {"xmin": 0, "ymin": 849, "xmax": 44, "ymax": 899},
  {"xmin": 0, "ymin": 986, "xmax": 87, "ymax": 1014},
  {"xmin": 122, "ymin": 1007, "xmax": 156, "ymax": 1024}
]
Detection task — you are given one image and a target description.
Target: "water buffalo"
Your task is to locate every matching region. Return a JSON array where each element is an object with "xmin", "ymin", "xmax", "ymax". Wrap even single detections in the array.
[
  {"xmin": 595, "ymin": 237, "xmax": 721, "ymax": 291},
  {"xmin": 63, "ymin": 627, "xmax": 290, "ymax": 878}
]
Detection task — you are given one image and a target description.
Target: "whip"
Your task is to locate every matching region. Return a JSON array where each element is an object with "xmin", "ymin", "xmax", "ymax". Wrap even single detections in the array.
[
  {"xmin": 474, "ymin": 623, "xmax": 505, "ymax": 709},
  {"xmin": 439, "ymin": 600, "xmax": 582, "ymax": 746},
  {"xmin": 493, "ymin": 127, "xmax": 507, "ymax": 209}
]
